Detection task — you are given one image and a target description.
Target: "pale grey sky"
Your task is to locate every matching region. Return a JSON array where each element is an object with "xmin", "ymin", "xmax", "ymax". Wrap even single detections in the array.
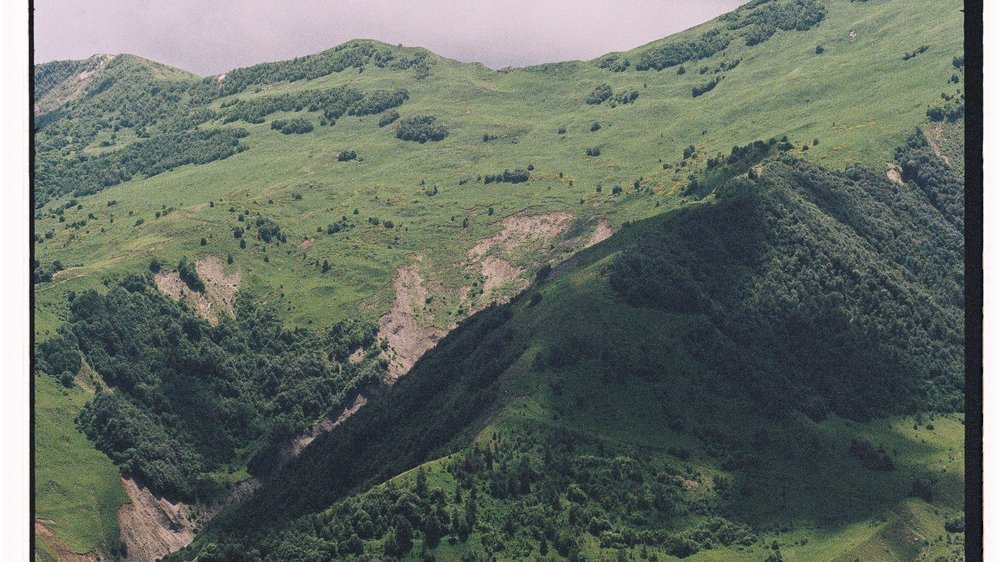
[{"xmin": 34, "ymin": 0, "xmax": 748, "ymax": 76}]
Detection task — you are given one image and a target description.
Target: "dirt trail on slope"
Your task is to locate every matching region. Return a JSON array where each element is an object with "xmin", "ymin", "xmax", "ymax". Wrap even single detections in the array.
[
  {"xmin": 34, "ymin": 520, "xmax": 99, "ymax": 562},
  {"xmin": 117, "ymin": 478, "xmax": 196, "ymax": 562},
  {"xmin": 378, "ymin": 264, "xmax": 446, "ymax": 381},
  {"xmin": 154, "ymin": 256, "xmax": 240, "ymax": 325}
]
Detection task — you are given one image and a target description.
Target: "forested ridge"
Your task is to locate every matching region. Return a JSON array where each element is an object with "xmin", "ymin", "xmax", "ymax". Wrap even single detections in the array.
[{"xmin": 161, "ymin": 138, "xmax": 964, "ymax": 560}]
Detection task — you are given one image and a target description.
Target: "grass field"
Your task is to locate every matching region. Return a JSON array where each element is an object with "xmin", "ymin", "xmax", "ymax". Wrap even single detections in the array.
[{"xmin": 34, "ymin": 373, "xmax": 128, "ymax": 557}]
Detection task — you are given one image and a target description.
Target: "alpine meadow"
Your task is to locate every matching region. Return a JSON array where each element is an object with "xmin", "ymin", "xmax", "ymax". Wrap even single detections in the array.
[{"xmin": 32, "ymin": 0, "xmax": 968, "ymax": 561}]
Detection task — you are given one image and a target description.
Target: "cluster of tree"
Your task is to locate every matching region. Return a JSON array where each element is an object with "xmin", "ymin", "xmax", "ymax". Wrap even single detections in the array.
[
  {"xmin": 35, "ymin": 55, "xmax": 201, "ymax": 151},
  {"xmin": 35, "ymin": 128, "xmax": 249, "ymax": 206},
  {"xmin": 271, "ymin": 118, "xmax": 314, "ymax": 134},
  {"xmin": 608, "ymin": 150, "xmax": 964, "ymax": 420},
  {"xmin": 636, "ymin": 29, "xmax": 731, "ymax": 71},
  {"xmin": 483, "ymin": 169, "xmax": 530, "ymax": 184},
  {"xmin": 255, "ymin": 215, "xmax": 287, "ymax": 243},
  {"xmin": 37, "ymin": 274, "xmax": 389, "ymax": 502},
  {"xmin": 903, "ymin": 45, "xmax": 930, "ymax": 61},
  {"xmin": 197, "ymin": 42, "xmax": 430, "ymax": 99},
  {"xmin": 32, "ymin": 259, "xmax": 64, "ymax": 284},
  {"xmin": 701, "ymin": 59, "xmax": 742, "ymax": 74},
  {"xmin": 692, "ymin": 76, "xmax": 723, "ymax": 97},
  {"xmin": 176, "ymin": 256, "xmax": 205, "ymax": 291},
  {"xmin": 223, "ymin": 86, "xmax": 407, "ymax": 126},
  {"xmin": 345, "ymin": 89, "xmax": 410, "ymax": 116},
  {"xmin": 33, "ymin": 58, "xmax": 84, "ymax": 101},
  {"xmin": 927, "ymin": 97, "xmax": 965, "ymax": 123},
  {"xmin": 585, "ymin": 84, "xmax": 613, "ymax": 105},
  {"xmin": 395, "ymin": 115, "xmax": 449, "ymax": 143},
  {"xmin": 721, "ymin": 0, "xmax": 826, "ymax": 46},
  {"xmin": 594, "ymin": 54, "xmax": 630, "ymax": 72},
  {"xmin": 693, "ymin": 138, "xmax": 775, "ymax": 195},
  {"xmin": 189, "ymin": 423, "xmax": 758, "ymax": 561},
  {"xmin": 325, "ymin": 217, "xmax": 354, "ymax": 235},
  {"xmin": 612, "ymin": 89, "xmax": 640, "ymax": 105}
]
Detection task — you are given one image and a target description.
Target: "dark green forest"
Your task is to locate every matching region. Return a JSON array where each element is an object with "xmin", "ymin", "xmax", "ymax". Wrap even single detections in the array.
[{"xmin": 38, "ymin": 274, "xmax": 387, "ymax": 502}]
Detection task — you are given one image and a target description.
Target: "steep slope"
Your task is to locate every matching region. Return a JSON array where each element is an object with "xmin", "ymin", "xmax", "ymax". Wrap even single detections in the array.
[
  {"xmin": 32, "ymin": 0, "xmax": 966, "ymax": 558},
  {"xmin": 177, "ymin": 135, "xmax": 965, "ymax": 561}
]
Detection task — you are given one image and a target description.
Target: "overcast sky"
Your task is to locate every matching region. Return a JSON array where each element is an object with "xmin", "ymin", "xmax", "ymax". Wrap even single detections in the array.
[{"xmin": 34, "ymin": 0, "xmax": 747, "ymax": 76}]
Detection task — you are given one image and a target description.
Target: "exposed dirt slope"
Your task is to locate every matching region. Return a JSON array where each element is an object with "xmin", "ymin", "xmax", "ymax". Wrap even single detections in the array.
[
  {"xmin": 154, "ymin": 256, "xmax": 240, "ymax": 325},
  {"xmin": 117, "ymin": 478, "xmax": 196, "ymax": 562},
  {"xmin": 378, "ymin": 264, "xmax": 446, "ymax": 381}
]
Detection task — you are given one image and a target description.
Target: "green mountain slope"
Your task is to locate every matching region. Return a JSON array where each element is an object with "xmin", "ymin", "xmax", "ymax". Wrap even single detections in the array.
[
  {"xmin": 32, "ymin": 0, "xmax": 966, "ymax": 558},
  {"xmin": 179, "ymin": 138, "xmax": 964, "ymax": 561}
]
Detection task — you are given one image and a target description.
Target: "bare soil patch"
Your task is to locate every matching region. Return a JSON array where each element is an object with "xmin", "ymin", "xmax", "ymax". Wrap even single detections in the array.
[
  {"xmin": 154, "ymin": 256, "xmax": 240, "ymax": 325},
  {"xmin": 469, "ymin": 211, "xmax": 574, "ymax": 258},
  {"xmin": 587, "ymin": 218, "xmax": 612, "ymax": 247},
  {"xmin": 481, "ymin": 256, "xmax": 525, "ymax": 295},
  {"xmin": 300, "ymin": 237, "xmax": 316, "ymax": 250},
  {"xmin": 378, "ymin": 263, "xmax": 446, "ymax": 381},
  {"xmin": 117, "ymin": 478, "xmax": 196, "ymax": 562}
]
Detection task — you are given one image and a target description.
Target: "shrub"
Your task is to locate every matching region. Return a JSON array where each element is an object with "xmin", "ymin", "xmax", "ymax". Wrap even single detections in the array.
[
  {"xmin": 338, "ymin": 150, "xmax": 358, "ymax": 162},
  {"xmin": 692, "ymin": 76, "xmax": 723, "ymax": 97},
  {"xmin": 378, "ymin": 110, "xmax": 400, "ymax": 127},
  {"xmin": 903, "ymin": 45, "xmax": 930, "ymax": 61},
  {"xmin": 585, "ymin": 84, "xmax": 613, "ymax": 105},
  {"xmin": 395, "ymin": 115, "xmax": 448, "ymax": 142},
  {"xmin": 255, "ymin": 216, "xmax": 285, "ymax": 243},
  {"xmin": 483, "ymin": 169, "xmax": 530, "ymax": 184},
  {"xmin": 586, "ymin": 147, "xmax": 602, "ymax": 157},
  {"xmin": 271, "ymin": 118, "xmax": 314, "ymax": 134}
]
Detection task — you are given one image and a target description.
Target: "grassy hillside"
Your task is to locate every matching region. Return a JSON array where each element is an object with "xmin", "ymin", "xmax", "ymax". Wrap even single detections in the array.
[
  {"xmin": 32, "ymin": 0, "xmax": 965, "ymax": 558},
  {"xmin": 178, "ymin": 146, "xmax": 965, "ymax": 561},
  {"xmin": 34, "ymin": 372, "xmax": 129, "ymax": 558}
]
